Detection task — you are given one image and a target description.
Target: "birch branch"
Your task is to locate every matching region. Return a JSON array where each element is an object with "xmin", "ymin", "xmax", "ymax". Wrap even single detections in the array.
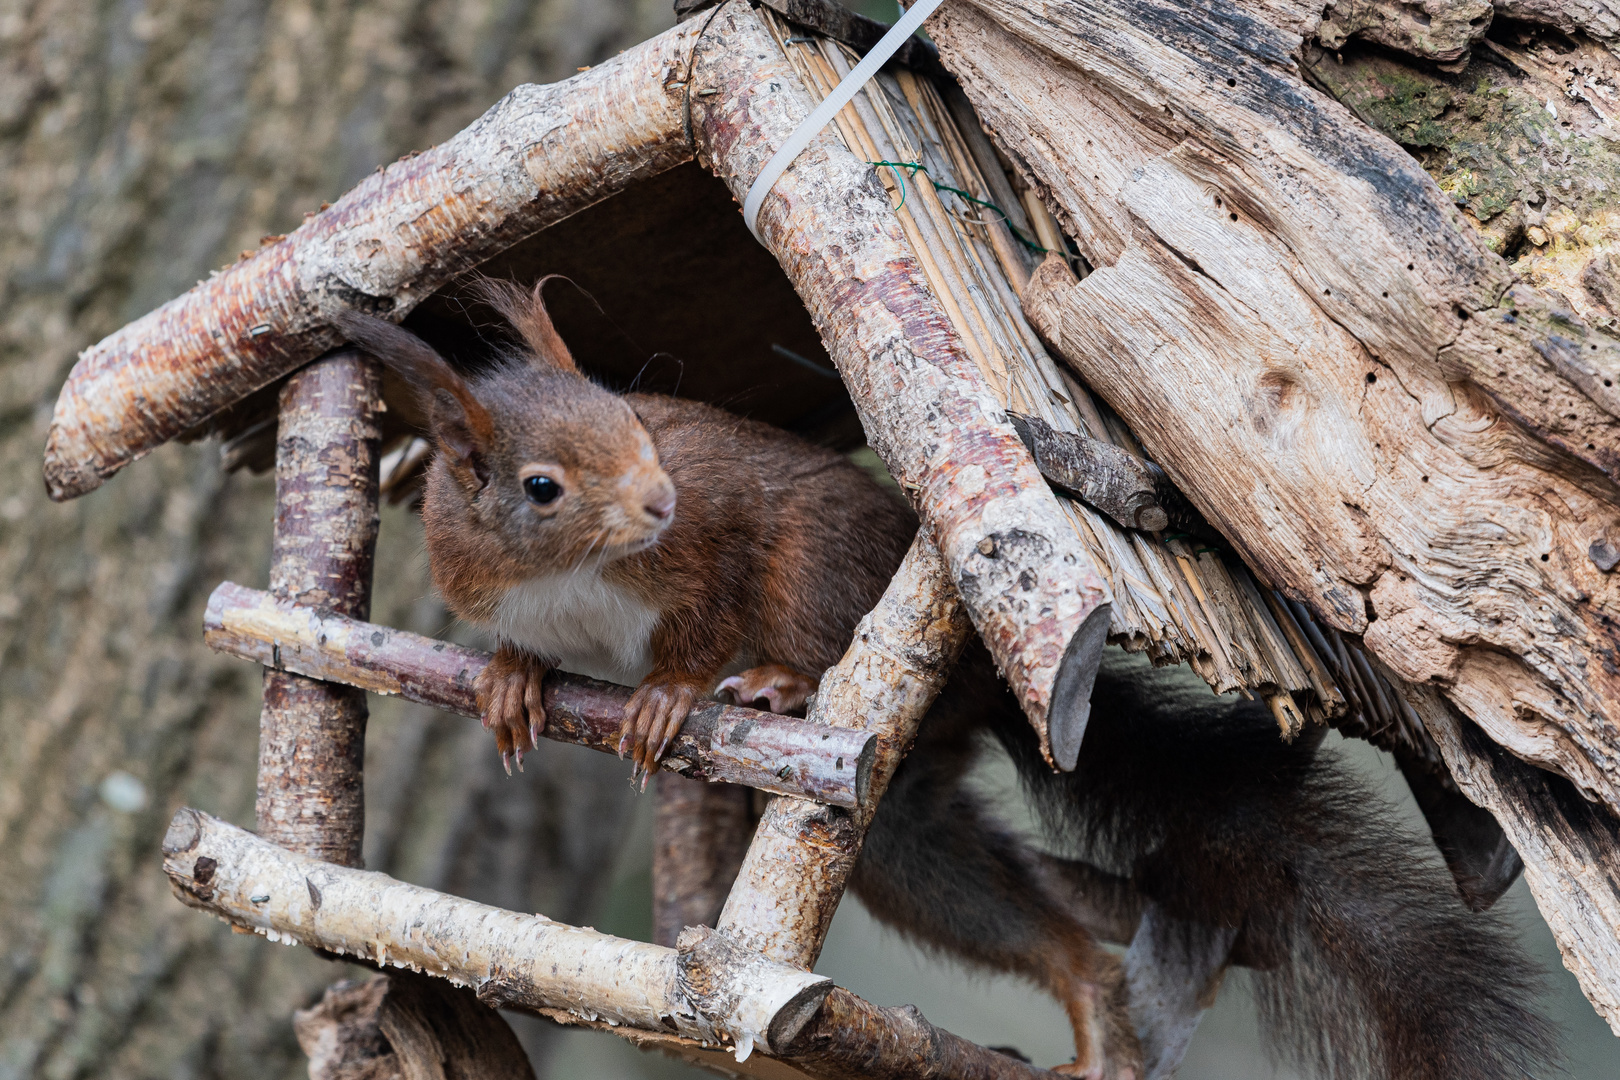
[
  {"xmin": 163, "ymin": 808, "xmax": 1064, "ymax": 1079},
  {"xmin": 717, "ymin": 536, "xmax": 971, "ymax": 967},
  {"xmin": 205, "ymin": 581, "xmax": 874, "ymax": 807},
  {"xmin": 162, "ymin": 807, "xmax": 830, "ymax": 1056},
  {"xmin": 689, "ymin": 1, "xmax": 1113, "ymax": 769},
  {"xmin": 43, "ymin": 21, "xmax": 700, "ymax": 500},
  {"xmin": 255, "ymin": 352, "xmax": 378, "ymax": 867}
]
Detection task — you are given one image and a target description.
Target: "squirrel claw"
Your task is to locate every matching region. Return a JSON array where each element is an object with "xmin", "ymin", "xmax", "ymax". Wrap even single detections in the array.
[
  {"xmin": 620, "ymin": 679, "xmax": 700, "ymax": 781},
  {"xmin": 476, "ymin": 645, "xmax": 549, "ymax": 769},
  {"xmin": 501, "ymin": 751, "xmax": 513, "ymax": 777}
]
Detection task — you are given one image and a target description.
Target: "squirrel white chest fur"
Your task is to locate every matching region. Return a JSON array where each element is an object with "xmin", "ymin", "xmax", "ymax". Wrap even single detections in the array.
[{"xmin": 486, "ymin": 571, "xmax": 660, "ymax": 686}]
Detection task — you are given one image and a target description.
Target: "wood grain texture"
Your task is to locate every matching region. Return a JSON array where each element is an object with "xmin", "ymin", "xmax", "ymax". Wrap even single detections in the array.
[
  {"xmin": 1402, "ymin": 684, "xmax": 1620, "ymax": 1035},
  {"xmin": 929, "ymin": 0, "xmax": 1620, "ymax": 815},
  {"xmin": 42, "ymin": 21, "xmax": 700, "ymax": 501},
  {"xmin": 690, "ymin": 1, "xmax": 1113, "ymax": 768},
  {"xmin": 205, "ymin": 581, "xmax": 876, "ymax": 807}
]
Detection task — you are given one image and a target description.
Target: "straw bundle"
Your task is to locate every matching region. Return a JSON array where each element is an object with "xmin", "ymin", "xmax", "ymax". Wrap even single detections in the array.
[{"xmin": 761, "ymin": 12, "xmax": 1435, "ymax": 765}]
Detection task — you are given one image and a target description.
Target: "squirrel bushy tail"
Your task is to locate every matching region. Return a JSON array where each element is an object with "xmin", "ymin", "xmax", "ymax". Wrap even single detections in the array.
[{"xmin": 995, "ymin": 649, "xmax": 1560, "ymax": 1080}]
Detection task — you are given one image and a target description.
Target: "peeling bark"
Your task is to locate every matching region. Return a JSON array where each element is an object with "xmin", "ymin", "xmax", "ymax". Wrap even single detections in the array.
[
  {"xmin": 205, "ymin": 581, "xmax": 875, "ymax": 807},
  {"xmin": 256, "ymin": 352, "xmax": 380, "ymax": 867},
  {"xmin": 42, "ymin": 23, "xmax": 700, "ymax": 501},
  {"xmin": 689, "ymin": 2, "xmax": 1113, "ymax": 768},
  {"xmin": 718, "ymin": 537, "xmax": 971, "ymax": 968},
  {"xmin": 928, "ymin": 0, "xmax": 1620, "ymax": 818}
]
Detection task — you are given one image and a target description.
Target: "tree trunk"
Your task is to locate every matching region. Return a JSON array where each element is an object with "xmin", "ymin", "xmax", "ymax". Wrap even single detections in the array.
[{"xmin": 0, "ymin": 0, "xmax": 670, "ymax": 1076}]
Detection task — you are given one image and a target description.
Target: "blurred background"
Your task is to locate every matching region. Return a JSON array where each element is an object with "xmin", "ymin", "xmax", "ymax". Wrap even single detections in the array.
[{"xmin": 0, "ymin": 0, "xmax": 1614, "ymax": 1075}]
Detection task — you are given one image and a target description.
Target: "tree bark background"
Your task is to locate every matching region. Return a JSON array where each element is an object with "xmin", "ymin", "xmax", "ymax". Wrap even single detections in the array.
[{"xmin": 0, "ymin": 0, "xmax": 670, "ymax": 1077}]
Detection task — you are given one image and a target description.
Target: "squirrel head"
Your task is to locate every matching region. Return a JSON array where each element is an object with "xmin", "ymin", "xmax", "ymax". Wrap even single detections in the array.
[{"xmin": 332, "ymin": 278, "xmax": 677, "ymax": 574}]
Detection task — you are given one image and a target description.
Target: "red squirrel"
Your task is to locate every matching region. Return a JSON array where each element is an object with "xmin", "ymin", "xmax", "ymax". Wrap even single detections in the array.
[
  {"xmin": 333, "ymin": 281, "xmax": 907, "ymax": 784},
  {"xmin": 333, "ymin": 283, "xmax": 1555, "ymax": 1080}
]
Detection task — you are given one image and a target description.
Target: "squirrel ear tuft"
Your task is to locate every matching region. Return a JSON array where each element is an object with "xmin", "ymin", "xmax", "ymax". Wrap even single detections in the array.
[
  {"xmin": 330, "ymin": 309, "xmax": 494, "ymax": 480},
  {"xmin": 472, "ymin": 275, "xmax": 580, "ymax": 373}
]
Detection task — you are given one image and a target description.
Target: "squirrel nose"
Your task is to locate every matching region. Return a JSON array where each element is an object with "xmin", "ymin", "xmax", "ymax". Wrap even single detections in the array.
[{"xmin": 643, "ymin": 487, "xmax": 675, "ymax": 524}]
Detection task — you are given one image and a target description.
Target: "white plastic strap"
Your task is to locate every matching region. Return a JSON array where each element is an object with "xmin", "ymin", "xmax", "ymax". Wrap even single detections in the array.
[{"xmin": 741, "ymin": 0, "xmax": 948, "ymax": 243}]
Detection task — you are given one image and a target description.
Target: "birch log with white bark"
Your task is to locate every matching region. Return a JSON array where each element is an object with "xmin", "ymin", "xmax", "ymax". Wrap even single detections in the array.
[
  {"xmin": 162, "ymin": 807, "xmax": 832, "ymax": 1055},
  {"xmin": 164, "ymin": 807, "xmax": 1064, "ymax": 1079},
  {"xmin": 717, "ymin": 537, "xmax": 972, "ymax": 967},
  {"xmin": 926, "ymin": 0, "xmax": 1620, "ymax": 818},
  {"xmin": 41, "ymin": 22, "xmax": 701, "ymax": 501},
  {"xmin": 688, "ymin": 1, "xmax": 1113, "ymax": 768}
]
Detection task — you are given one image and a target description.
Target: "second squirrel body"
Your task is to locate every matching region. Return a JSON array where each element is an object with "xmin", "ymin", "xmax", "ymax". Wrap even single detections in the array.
[{"xmin": 335, "ymin": 283, "xmax": 1557, "ymax": 1080}]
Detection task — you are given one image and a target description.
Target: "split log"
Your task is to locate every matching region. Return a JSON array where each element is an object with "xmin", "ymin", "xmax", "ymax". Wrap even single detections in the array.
[
  {"xmin": 204, "ymin": 581, "xmax": 875, "ymax": 808},
  {"xmin": 717, "ymin": 537, "xmax": 971, "ymax": 967},
  {"xmin": 653, "ymin": 775, "xmax": 754, "ymax": 947},
  {"xmin": 1401, "ymin": 686, "xmax": 1620, "ymax": 1035},
  {"xmin": 41, "ymin": 22, "xmax": 700, "ymax": 501},
  {"xmin": 689, "ymin": 1, "xmax": 1113, "ymax": 768},
  {"xmin": 256, "ymin": 352, "xmax": 379, "ymax": 867},
  {"xmin": 163, "ymin": 807, "xmax": 1058, "ymax": 1078},
  {"xmin": 926, "ymin": 0, "xmax": 1620, "ymax": 816}
]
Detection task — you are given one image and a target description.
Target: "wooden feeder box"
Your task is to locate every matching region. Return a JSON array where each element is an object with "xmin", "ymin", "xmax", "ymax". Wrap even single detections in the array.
[{"xmin": 40, "ymin": 0, "xmax": 1620, "ymax": 1072}]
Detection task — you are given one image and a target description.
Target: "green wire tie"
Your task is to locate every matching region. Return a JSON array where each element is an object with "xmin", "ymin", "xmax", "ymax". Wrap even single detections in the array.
[{"xmin": 866, "ymin": 159, "xmax": 1056, "ymax": 255}]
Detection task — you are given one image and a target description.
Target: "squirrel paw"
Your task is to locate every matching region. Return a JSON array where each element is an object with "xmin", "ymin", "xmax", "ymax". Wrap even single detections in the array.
[
  {"xmin": 619, "ymin": 679, "xmax": 700, "ymax": 789},
  {"xmin": 1056, "ymin": 967, "xmax": 1141, "ymax": 1080},
  {"xmin": 475, "ymin": 645, "xmax": 549, "ymax": 774},
  {"xmin": 716, "ymin": 664, "xmax": 818, "ymax": 716}
]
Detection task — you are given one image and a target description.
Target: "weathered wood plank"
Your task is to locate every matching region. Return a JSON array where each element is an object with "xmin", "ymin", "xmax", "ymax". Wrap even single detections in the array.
[
  {"xmin": 930, "ymin": 0, "xmax": 1620, "ymax": 818},
  {"xmin": 1401, "ymin": 685, "xmax": 1620, "ymax": 1035}
]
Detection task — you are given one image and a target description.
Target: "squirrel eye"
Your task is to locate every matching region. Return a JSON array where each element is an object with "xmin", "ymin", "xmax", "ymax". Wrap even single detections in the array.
[{"xmin": 523, "ymin": 475, "xmax": 562, "ymax": 506}]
